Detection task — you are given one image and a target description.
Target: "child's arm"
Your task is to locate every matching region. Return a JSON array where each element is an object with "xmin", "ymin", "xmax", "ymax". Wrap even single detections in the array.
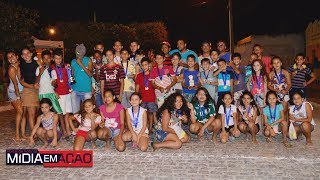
[
  {"xmin": 233, "ymin": 111, "xmax": 239, "ymax": 130},
  {"xmin": 188, "ymin": 103, "xmax": 197, "ymax": 124},
  {"xmin": 200, "ymin": 116, "xmax": 215, "ymax": 136},
  {"xmin": 76, "ymin": 58, "xmax": 93, "ymax": 77},
  {"xmin": 135, "ymin": 83, "xmax": 140, "ymax": 93},
  {"xmin": 267, "ymin": 73, "xmax": 277, "ymax": 92},
  {"xmin": 221, "ymin": 114, "xmax": 226, "ymax": 132},
  {"xmin": 119, "ymin": 78, "xmax": 124, "ymax": 102},
  {"xmin": 290, "ymin": 103, "xmax": 313, "ymax": 123},
  {"xmin": 246, "ymin": 76, "xmax": 252, "ymax": 91},
  {"xmin": 248, "ymin": 107, "xmax": 258, "ymax": 123},
  {"xmin": 119, "ymin": 109, "xmax": 125, "ymax": 139},
  {"xmin": 213, "ymin": 68, "xmax": 223, "ymax": 77},
  {"xmin": 126, "ymin": 110, "xmax": 135, "ymax": 135},
  {"xmin": 306, "ymin": 72, "xmax": 317, "ymax": 86},
  {"xmin": 35, "ymin": 66, "xmax": 45, "ymax": 84},
  {"xmin": 270, "ymin": 110, "xmax": 285, "ymax": 126},
  {"xmin": 166, "ymin": 76, "xmax": 177, "ymax": 91},
  {"xmin": 282, "ymin": 70, "xmax": 291, "ymax": 94},
  {"xmin": 68, "ymin": 115, "xmax": 78, "ymax": 133},
  {"xmin": 138, "ymin": 111, "xmax": 148, "ymax": 141},
  {"xmin": 263, "ymin": 114, "xmax": 269, "ymax": 127},
  {"xmin": 152, "ymin": 80, "xmax": 163, "ymax": 92},
  {"xmin": 230, "ymin": 79, "xmax": 234, "ymax": 94},
  {"xmin": 228, "ymin": 62, "xmax": 241, "ymax": 74},
  {"xmin": 50, "ymin": 114, "xmax": 59, "ymax": 147},
  {"xmin": 161, "ymin": 110, "xmax": 177, "ymax": 134},
  {"xmin": 100, "ymin": 80, "xmax": 105, "ymax": 99}
]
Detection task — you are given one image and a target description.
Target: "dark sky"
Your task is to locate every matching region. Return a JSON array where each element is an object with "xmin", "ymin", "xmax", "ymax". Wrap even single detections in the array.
[{"xmin": 11, "ymin": 0, "xmax": 320, "ymax": 50}]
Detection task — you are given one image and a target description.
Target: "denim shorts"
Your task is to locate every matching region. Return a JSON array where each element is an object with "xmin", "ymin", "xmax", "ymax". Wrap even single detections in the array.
[
  {"xmin": 155, "ymin": 130, "xmax": 168, "ymax": 142},
  {"xmin": 107, "ymin": 127, "xmax": 120, "ymax": 139},
  {"xmin": 7, "ymin": 89, "xmax": 21, "ymax": 102},
  {"xmin": 141, "ymin": 102, "xmax": 158, "ymax": 113}
]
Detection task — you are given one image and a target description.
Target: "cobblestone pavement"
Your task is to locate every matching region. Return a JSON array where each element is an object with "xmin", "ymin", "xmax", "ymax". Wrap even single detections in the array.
[{"xmin": 0, "ymin": 108, "xmax": 320, "ymax": 180}]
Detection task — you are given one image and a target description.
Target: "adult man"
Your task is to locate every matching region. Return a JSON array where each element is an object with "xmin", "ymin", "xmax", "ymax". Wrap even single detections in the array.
[
  {"xmin": 169, "ymin": 39, "xmax": 198, "ymax": 68},
  {"xmin": 198, "ymin": 41, "xmax": 212, "ymax": 71}
]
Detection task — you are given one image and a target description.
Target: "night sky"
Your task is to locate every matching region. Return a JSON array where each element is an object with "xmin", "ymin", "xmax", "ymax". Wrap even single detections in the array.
[{"xmin": 10, "ymin": 0, "xmax": 320, "ymax": 50}]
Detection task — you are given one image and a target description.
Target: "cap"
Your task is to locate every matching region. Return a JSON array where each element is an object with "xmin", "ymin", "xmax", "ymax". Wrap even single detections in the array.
[{"xmin": 161, "ymin": 41, "xmax": 171, "ymax": 47}]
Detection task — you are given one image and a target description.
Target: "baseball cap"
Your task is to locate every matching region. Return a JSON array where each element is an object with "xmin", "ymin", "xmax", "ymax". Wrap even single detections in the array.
[{"xmin": 161, "ymin": 41, "xmax": 171, "ymax": 47}]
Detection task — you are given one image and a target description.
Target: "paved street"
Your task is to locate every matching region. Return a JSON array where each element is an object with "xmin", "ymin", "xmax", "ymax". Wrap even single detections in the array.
[{"xmin": 0, "ymin": 105, "xmax": 320, "ymax": 179}]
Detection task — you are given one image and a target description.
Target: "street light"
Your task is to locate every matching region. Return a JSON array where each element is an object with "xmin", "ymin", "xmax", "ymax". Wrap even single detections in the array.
[
  {"xmin": 192, "ymin": 0, "xmax": 234, "ymax": 53},
  {"xmin": 48, "ymin": 28, "xmax": 56, "ymax": 36}
]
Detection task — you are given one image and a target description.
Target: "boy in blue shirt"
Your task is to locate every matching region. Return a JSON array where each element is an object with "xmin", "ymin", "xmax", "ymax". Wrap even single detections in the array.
[
  {"xmin": 213, "ymin": 59, "xmax": 234, "ymax": 109},
  {"xmin": 182, "ymin": 54, "xmax": 200, "ymax": 102}
]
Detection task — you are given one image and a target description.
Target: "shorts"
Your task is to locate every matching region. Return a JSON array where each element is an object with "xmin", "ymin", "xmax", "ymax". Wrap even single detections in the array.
[
  {"xmin": 58, "ymin": 93, "xmax": 73, "ymax": 115},
  {"xmin": 7, "ymin": 89, "xmax": 22, "ymax": 102},
  {"xmin": 76, "ymin": 130, "xmax": 88, "ymax": 139},
  {"xmin": 48, "ymin": 131, "xmax": 63, "ymax": 143},
  {"xmin": 221, "ymin": 125, "xmax": 235, "ymax": 133},
  {"xmin": 141, "ymin": 102, "xmax": 158, "ymax": 113},
  {"xmin": 106, "ymin": 127, "xmax": 120, "ymax": 139},
  {"xmin": 71, "ymin": 91, "xmax": 92, "ymax": 114},
  {"xmin": 253, "ymin": 93, "xmax": 265, "ymax": 108},
  {"xmin": 39, "ymin": 93, "xmax": 63, "ymax": 114},
  {"xmin": 155, "ymin": 129, "xmax": 168, "ymax": 142},
  {"xmin": 22, "ymin": 87, "xmax": 39, "ymax": 107},
  {"xmin": 121, "ymin": 91, "xmax": 133, "ymax": 109}
]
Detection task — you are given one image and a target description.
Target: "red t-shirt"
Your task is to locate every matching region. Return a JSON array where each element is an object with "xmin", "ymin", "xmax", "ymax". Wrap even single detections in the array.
[
  {"xmin": 99, "ymin": 103, "xmax": 124, "ymax": 130},
  {"xmin": 51, "ymin": 65, "xmax": 70, "ymax": 95},
  {"xmin": 99, "ymin": 64, "xmax": 125, "ymax": 95},
  {"xmin": 163, "ymin": 56, "xmax": 172, "ymax": 67},
  {"xmin": 262, "ymin": 56, "xmax": 272, "ymax": 74},
  {"xmin": 149, "ymin": 65, "xmax": 175, "ymax": 89},
  {"xmin": 135, "ymin": 72, "xmax": 156, "ymax": 103}
]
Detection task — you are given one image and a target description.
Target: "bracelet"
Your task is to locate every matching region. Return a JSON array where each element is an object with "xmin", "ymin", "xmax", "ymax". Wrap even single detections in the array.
[{"xmin": 16, "ymin": 97, "xmax": 21, "ymax": 100}]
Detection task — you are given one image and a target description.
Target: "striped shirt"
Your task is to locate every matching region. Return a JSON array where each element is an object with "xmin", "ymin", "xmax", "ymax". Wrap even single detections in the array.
[
  {"xmin": 149, "ymin": 65, "xmax": 175, "ymax": 89},
  {"xmin": 288, "ymin": 65, "xmax": 311, "ymax": 88},
  {"xmin": 99, "ymin": 64, "xmax": 125, "ymax": 95}
]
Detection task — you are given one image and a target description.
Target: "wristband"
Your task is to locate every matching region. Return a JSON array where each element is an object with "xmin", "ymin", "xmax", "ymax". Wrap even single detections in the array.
[{"xmin": 16, "ymin": 97, "xmax": 21, "ymax": 100}]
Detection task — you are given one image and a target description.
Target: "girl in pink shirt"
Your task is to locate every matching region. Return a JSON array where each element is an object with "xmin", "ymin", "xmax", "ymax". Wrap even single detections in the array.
[{"xmin": 97, "ymin": 89, "xmax": 126, "ymax": 152}]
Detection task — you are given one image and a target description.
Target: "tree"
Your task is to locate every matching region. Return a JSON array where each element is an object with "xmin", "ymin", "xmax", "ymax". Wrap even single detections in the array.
[{"xmin": 0, "ymin": 2, "xmax": 39, "ymax": 51}]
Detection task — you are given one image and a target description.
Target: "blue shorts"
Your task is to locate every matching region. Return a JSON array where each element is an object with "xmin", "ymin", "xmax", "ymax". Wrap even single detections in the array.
[
  {"xmin": 155, "ymin": 130, "xmax": 168, "ymax": 142},
  {"xmin": 107, "ymin": 127, "xmax": 120, "ymax": 139},
  {"xmin": 141, "ymin": 102, "xmax": 158, "ymax": 113}
]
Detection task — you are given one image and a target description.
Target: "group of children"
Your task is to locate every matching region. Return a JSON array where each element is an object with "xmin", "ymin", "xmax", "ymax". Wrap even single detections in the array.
[{"xmin": 6, "ymin": 40, "xmax": 316, "ymax": 151}]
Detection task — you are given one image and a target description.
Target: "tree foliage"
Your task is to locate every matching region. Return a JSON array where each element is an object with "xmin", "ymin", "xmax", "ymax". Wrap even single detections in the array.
[
  {"xmin": 0, "ymin": 2, "xmax": 39, "ymax": 51},
  {"xmin": 39, "ymin": 21, "xmax": 168, "ymax": 61}
]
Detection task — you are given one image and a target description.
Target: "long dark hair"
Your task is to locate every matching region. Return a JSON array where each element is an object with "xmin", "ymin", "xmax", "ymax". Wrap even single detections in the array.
[
  {"xmin": 265, "ymin": 90, "xmax": 280, "ymax": 106},
  {"xmin": 239, "ymin": 90, "xmax": 260, "ymax": 116},
  {"xmin": 80, "ymin": 98, "xmax": 99, "ymax": 125},
  {"xmin": 191, "ymin": 87, "xmax": 215, "ymax": 109},
  {"xmin": 156, "ymin": 92, "xmax": 191, "ymax": 121},
  {"xmin": 252, "ymin": 59, "xmax": 266, "ymax": 82},
  {"xmin": 221, "ymin": 92, "xmax": 234, "ymax": 114}
]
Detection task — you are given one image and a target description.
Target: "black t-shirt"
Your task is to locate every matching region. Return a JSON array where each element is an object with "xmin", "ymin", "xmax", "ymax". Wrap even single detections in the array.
[{"xmin": 20, "ymin": 60, "xmax": 38, "ymax": 84}]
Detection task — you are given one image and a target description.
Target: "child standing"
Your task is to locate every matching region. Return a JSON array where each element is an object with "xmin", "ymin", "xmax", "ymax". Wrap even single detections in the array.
[
  {"xmin": 218, "ymin": 92, "xmax": 240, "ymax": 143},
  {"xmin": 238, "ymin": 91, "xmax": 260, "ymax": 144},
  {"xmin": 289, "ymin": 91, "xmax": 315, "ymax": 145},
  {"xmin": 182, "ymin": 54, "xmax": 200, "ymax": 102},
  {"xmin": 190, "ymin": 87, "xmax": 221, "ymax": 143},
  {"xmin": 199, "ymin": 58, "xmax": 217, "ymax": 102},
  {"xmin": 51, "ymin": 49, "xmax": 73, "ymax": 138},
  {"xmin": 36, "ymin": 50, "xmax": 63, "ymax": 119},
  {"xmin": 229, "ymin": 53, "xmax": 246, "ymax": 106},
  {"xmin": 268, "ymin": 56, "xmax": 291, "ymax": 120},
  {"xmin": 20, "ymin": 47, "xmax": 41, "ymax": 134},
  {"xmin": 214, "ymin": 59, "xmax": 234, "ymax": 109},
  {"xmin": 29, "ymin": 98, "xmax": 61, "ymax": 149},
  {"xmin": 100, "ymin": 50, "xmax": 125, "ymax": 102},
  {"xmin": 68, "ymin": 99, "xmax": 101, "ymax": 150},
  {"xmin": 122, "ymin": 93, "xmax": 149, "ymax": 151},
  {"xmin": 247, "ymin": 59, "xmax": 267, "ymax": 133},
  {"xmin": 91, "ymin": 50, "xmax": 104, "ymax": 107},
  {"xmin": 135, "ymin": 57, "xmax": 157, "ymax": 133},
  {"xmin": 97, "ymin": 89, "xmax": 126, "ymax": 152},
  {"xmin": 210, "ymin": 50, "xmax": 219, "ymax": 72},
  {"xmin": 150, "ymin": 51, "xmax": 177, "ymax": 107},
  {"xmin": 288, "ymin": 53, "xmax": 316, "ymax": 103},
  {"xmin": 6, "ymin": 50, "xmax": 26, "ymax": 142},
  {"xmin": 171, "ymin": 52, "xmax": 184, "ymax": 94},
  {"xmin": 263, "ymin": 91, "xmax": 291, "ymax": 147},
  {"xmin": 120, "ymin": 49, "xmax": 136, "ymax": 108}
]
